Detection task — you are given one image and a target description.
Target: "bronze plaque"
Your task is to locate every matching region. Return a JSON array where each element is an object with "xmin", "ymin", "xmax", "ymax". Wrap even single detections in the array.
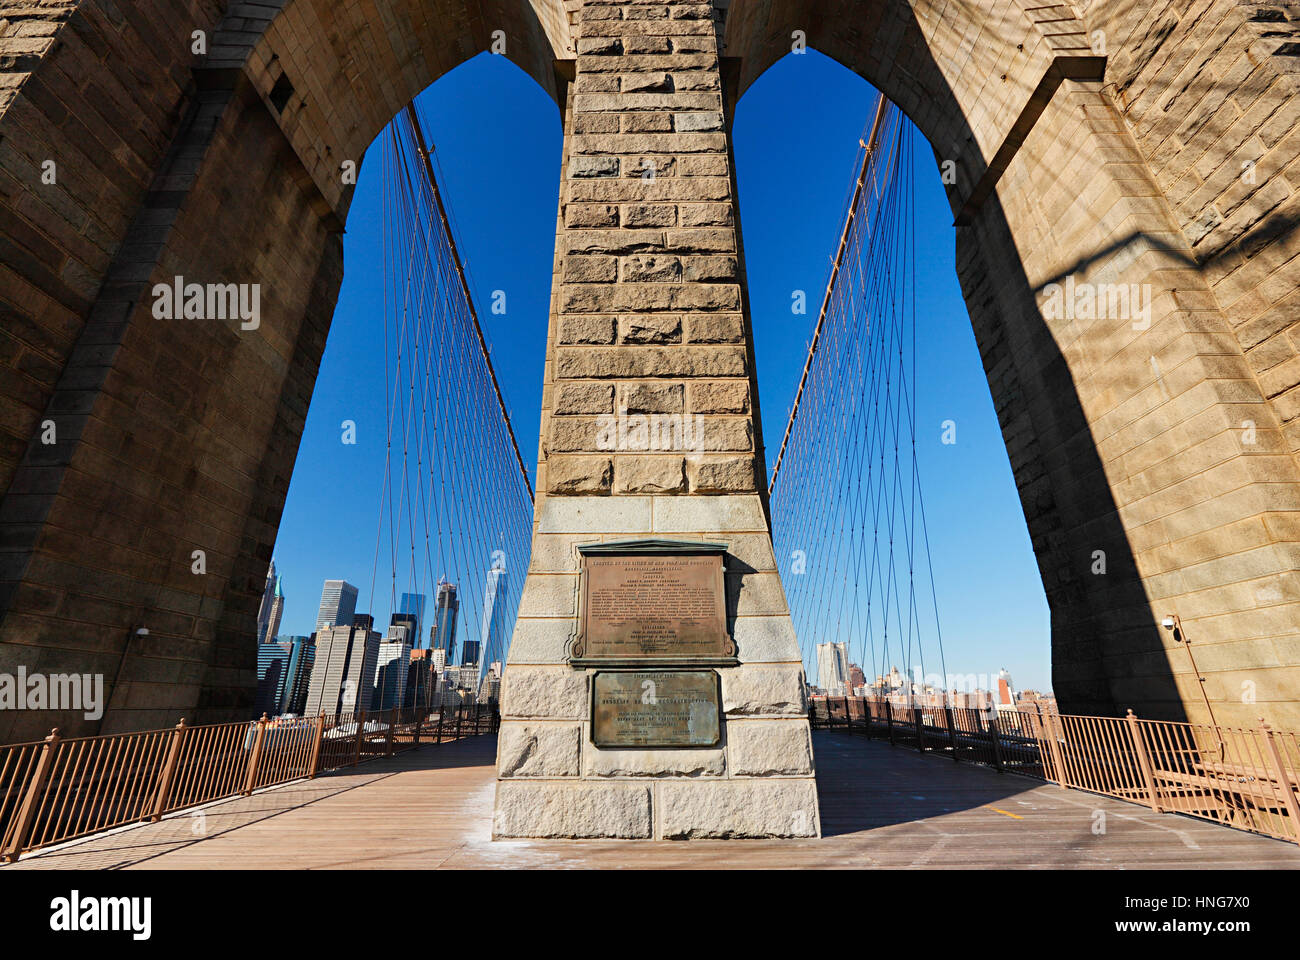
[
  {"xmin": 591, "ymin": 671, "xmax": 721, "ymax": 748},
  {"xmin": 571, "ymin": 549, "xmax": 734, "ymax": 665}
]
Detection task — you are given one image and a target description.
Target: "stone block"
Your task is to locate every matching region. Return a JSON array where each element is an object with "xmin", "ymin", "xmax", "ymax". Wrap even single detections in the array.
[
  {"xmin": 727, "ymin": 719, "xmax": 814, "ymax": 776},
  {"xmin": 493, "ymin": 782, "xmax": 652, "ymax": 839},
  {"xmin": 537, "ymin": 496, "xmax": 652, "ymax": 534},
  {"xmin": 621, "ymin": 254, "xmax": 681, "ymax": 282},
  {"xmin": 497, "ymin": 722, "xmax": 582, "ymax": 777},
  {"xmin": 554, "ymin": 382, "xmax": 614, "ymax": 415},
  {"xmin": 570, "ymin": 156, "xmax": 620, "ymax": 178},
  {"xmin": 500, "ymin": 665, "xmax": 586, "ymax": 719},
  {"xmin": 689, "ymin": 380, "xmax": 749, "ymax": 413},
  {"xmin": 583, "ymin": 743, "xmax": 726, "ymax": 777},
  {"xmin": 566, "ymin": 203, "xmax": 620, "ymax": 228},
  {"xmin": 651, "ymin": 493, "xmax": 767, "ymax": 532},
  {"xmin": 685, "ymin": 314, "xmax": 743, "ymax": 343},
  {"xmin": 675, "ymin": 112, "xmax": 724, "ymax": 132},
  {"xmin": 558, "ymin": 315, "xmax": 616, "ymax": 345},
  {"xmin": 505, "ymin": 618, "xmax": 575, "ymax": 664},
  {"xmin": 681, "ymin": 255, "xmax": 737, "ymax": 281},
  {"xmin": 548, "ymin": 455, "xmax": 613, "ymax": 494},
  {"xmin": 515, "ymin": 575, "xmax": 579, "ymax": 620},
  {"xmin": 622, "ymin": 203, "xmax": 677, "ymax": 227},
  {"xmin": 688, "ymin": 454, "xmax": 755, "ymax": 492},
  {"xmin": 729, "ymin": 615, "xmax": 801, "ymax": 663},
  {"xmin": 622, "ymin": 381, "xmax": 685, "ymax": 413},
  {"xmin": 721, "ymin": 663, "xmax": 806, "ymax": 716},
  {"xmin": 555, "ymin": 345, "xmax": 746, "ymax": 379},
  {"xmin": 564, "ymin": 256, "xmax": 618, "ymax": 283},
  {"xmin": 618, "ymin": 313, "xmax": 682, "ymax": 343},
  {"xmin": 615, "ymin": 455, "xmax": 687, "ymax": 493},
  {"xmin": 658, "ymin": 779, "xmax": 820, "ymax": 838}
]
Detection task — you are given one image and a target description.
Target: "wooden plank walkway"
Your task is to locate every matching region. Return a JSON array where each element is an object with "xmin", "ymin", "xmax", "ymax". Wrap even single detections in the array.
[{"xmin": 7, "ymin": 733, "xmax": 1300, "ymax": 869}]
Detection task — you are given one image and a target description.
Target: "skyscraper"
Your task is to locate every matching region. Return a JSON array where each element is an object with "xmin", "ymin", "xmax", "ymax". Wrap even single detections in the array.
[
  {"xmin": 476, "ymin": 564, "xmax": 509, "ymax": 683},
  {"xmin": 264, "ymin": 577, "xmax": 285, "ymax": 642},
  {"xmin": 256, "ymin": 560, "xmax": 280, "ymax": 643},
  {"xmin": 996, "ymin": 668, "xmax": 1017, "ymax": 712},
  {"xmin": 431, "ymin": 579, "xmax": 458, "ymax": 663},
  {"xmin": 460, "ymin": 639, "xmax": 481, "ymax": 667},
  {"xmin": 405, "ymin": 649, "xmax": 438, "ymax": 711},
  {"xmin": 315, "ymin": 579, "xmax": 359, "ymax": 636},
  {"xmin": 373, "ymin": 615, "xmax": 415, "ymax": 711},
  {"xmin": 397, "ymin": 592, "xmax": 426, "ymax": 648},
  {"xmin": 304, "ymin": 619, "xmax": 380, "ymax": 716},
  {"xmin": 816, "ymin": 642, "xmax": 850, "ymax": 697},
  {"xmin": 255, "ymin": 635, "xmax": 314, "ymax": 717}
]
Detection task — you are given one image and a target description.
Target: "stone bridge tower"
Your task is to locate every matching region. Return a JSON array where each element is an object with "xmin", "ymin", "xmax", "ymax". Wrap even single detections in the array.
[{"xmin": 492, "ymin": 0, "xmax": 820, "ymax": 840}]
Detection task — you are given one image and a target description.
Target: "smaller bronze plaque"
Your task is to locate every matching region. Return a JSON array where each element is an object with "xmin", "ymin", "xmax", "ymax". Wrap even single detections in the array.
[{"xmin": 591, "ymin": 671, "xmax": 721, "ymax": 748}]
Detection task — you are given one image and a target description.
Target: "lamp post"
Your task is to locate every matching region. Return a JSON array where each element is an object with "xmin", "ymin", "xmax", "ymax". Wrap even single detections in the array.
[
  {"xmin": 102, "ymin": 624, "xmax": 149, "ymax": 734},
  {"xmin": 1161, "ymin": 613, "xmax": 1224, "ymax": 756}
]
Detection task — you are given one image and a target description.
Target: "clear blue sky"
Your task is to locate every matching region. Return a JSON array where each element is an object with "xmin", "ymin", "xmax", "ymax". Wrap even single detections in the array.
[{"xmin": 272, "ymin": 50, "xmax": 1053, "ymax": 692}]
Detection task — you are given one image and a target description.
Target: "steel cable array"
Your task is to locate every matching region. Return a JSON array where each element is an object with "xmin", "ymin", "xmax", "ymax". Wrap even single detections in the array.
[
  {"xmin": 363, "ymin": 100, "xmax": 535, "ymax": 693},
  {"xmin": 770, "ymin": 100, "xmax": 948, "ymax": 700}
]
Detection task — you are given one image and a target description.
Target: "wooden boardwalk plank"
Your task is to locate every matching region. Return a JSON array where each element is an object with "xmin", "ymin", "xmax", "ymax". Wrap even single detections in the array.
[{"xmin": 7, "ymin": 733, "xmax": 1300, "ymax": 869}]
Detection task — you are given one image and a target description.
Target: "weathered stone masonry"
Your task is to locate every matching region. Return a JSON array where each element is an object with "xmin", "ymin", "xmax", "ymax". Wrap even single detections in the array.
[{"xmin": 493, "ymin": 0, "xmax": 820, "ymax": 840}]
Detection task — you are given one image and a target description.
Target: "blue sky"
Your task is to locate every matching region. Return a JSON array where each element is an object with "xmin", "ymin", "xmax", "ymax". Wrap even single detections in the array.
[{"xmin": 272, "ymin": 50, "xmax": 1053, "ymax": 691}]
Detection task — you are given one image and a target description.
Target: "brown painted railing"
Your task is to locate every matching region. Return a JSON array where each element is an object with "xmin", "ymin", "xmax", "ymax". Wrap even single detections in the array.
[
  {"xmin": 0, "ymin": 702, "xmax": 499, "ymax": 862},
  {"xmin": 810, "ymin": 696, "xmax": 1300, "ymax": 845}
]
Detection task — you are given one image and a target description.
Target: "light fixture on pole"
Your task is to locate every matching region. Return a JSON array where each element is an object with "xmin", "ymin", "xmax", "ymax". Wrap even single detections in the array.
[{"xmin": 1161, "ymin": 613, "xmax": 1223, "ymax": 754}]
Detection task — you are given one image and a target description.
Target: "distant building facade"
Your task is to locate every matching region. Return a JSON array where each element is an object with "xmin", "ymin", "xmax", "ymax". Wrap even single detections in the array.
[
  {"xmin": 315, "ymin": 579, "xmax": 359, "ymax": 636},
  {"xmin": 397, "ymin": 592, "xmax": 426, "ymax": 648},
  {"xmin": 256, "ymin": 560, "xmax": 282, "ymax": 643},
  {"xmin": 373, "ymin": 615, "xmax": 416, "ymax": 710},
  {"xmin": 817, "ymin": 642, "xmax": 850, "ymax": 697},
  {"xmin": 255, "ymin": 635, "xmax": 314, "ymax": 717},
  {"xmin": 431, "ymin": 579, "xmax": 458, "ymax": 662},
  {"xmin": 304, "ymin": 620, "xmax": 380, "ymax": 716}
]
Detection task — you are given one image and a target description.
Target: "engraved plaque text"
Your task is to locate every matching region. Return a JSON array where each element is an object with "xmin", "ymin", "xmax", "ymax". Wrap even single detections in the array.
[{"xmin": 572, "ymin": 552, "xmax": 733, "ymax": 664}]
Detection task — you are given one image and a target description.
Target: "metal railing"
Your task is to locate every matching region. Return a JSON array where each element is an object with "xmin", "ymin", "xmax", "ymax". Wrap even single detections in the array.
[
  {"xmin": 810, "ymin": 696, "xmax": 1300, "ymax": 845},
  {"xmin": 0, "ymin": 702, "xmax": 499, "ymax": 862}
]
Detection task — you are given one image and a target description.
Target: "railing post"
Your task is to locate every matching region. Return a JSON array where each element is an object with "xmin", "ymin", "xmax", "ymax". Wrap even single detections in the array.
[
  {"xmin": 148, "ymin": 718, "xmax": 188, "ymax": 821},
  {"xmin": 944, "ymin": 698, "xmax": 959, "ymax": 762},
  {"xmin": 1041, "ymin": 711, "xmax": 1070, "ymax": 789},
  {"xmin": 1259, "ymin": 719, "xmax": 1300, "ymax": 845},
  {"xmin": 1125, "ymin": 710, "xmax": 1161, "ymax": 813},
  {"xmin": 987, "ymin": 709, "xmax": 1005, "ymax": 773},
  {"xmin": 885, "ymin": 699, "xmax": 894, "ymax": 746},
  {"xmin": 307, "ymin": 714, "xmax": 326, "ymax": 778},
  {"xmin": 353, "ymin": 710, "xmax": 366, "ymax": 767},
  {"xmin": 242, "ymin": 714, "xmax": 269, "ymax": 796},
  {"xmin": 412, "ymin": 707, "xmax": 423, "ymax": 749},
  {"xmin": 436, "ymin": 704, "xmax": 444, "ymax": 744},
  {"xmin": 2, "ymin": 728, "xmax": 60, "ymax": 862},
  {"xmin": 915, "ymin": 704, "xmax": 925, "ymax": 753}
]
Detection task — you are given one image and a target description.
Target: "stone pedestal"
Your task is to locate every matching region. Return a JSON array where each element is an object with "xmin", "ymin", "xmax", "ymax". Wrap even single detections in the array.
[{"xmin": 492, "ymin": 1, "xmax": 820, "ymax": 840}]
